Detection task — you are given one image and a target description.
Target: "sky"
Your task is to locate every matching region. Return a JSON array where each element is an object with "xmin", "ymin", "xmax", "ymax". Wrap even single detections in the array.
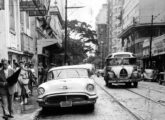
[{"xmin": 65, "ymin": 0, "xmax": 107, "ymax": 29}]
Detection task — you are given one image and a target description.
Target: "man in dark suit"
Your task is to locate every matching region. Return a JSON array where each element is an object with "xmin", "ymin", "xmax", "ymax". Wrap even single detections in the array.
[{"xmin": 0, "ymin": 59, "xmax": 15, "ymax": 118}]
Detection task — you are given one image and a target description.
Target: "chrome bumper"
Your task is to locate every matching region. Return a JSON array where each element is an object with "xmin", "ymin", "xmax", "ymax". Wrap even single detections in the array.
[
  {"xmin": 107, "ymin": 79, "xmax": 141, "ymax": 83},
  {"xmin": 37, "ymin": 93, "xmax": 98, "ymax": 107}
]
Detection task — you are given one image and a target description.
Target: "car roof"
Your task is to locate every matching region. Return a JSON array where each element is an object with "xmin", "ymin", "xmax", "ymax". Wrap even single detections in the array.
[
  {"xmin": 106, "ymin": 52, "xmax": 135, "ymax": 59},
  {"xmin": 49, "ymin": 64, "xmax": 92, "ymax": 72}
]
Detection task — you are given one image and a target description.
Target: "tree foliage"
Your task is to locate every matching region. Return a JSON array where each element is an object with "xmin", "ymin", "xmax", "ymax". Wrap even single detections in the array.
[
  {"xmin": 68, "ymin": 20, "xmax": 98, "ymax": 46},
  {"xmin": 65, "ymin": 20, "xmax": 98, "ymax": 64}
]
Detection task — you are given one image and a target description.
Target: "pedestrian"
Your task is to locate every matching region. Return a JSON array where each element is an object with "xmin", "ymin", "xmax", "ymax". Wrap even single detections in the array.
[
  {"xmin": 18, "ymin": 61, "xmax": 30, "ymax": 105},
  {"xmin": 0, "ymin": 59, "xmax": 15, "ymax": 119},
  {"xmin": 14, "ymin": 63, "xmax": 21, "ymax": 101},
  {"xmin": 0, "ymin": 62, "xmax": 3, "ymax": 70},
  {"xmin": 38, "ymin": 62, "xmax": 44, "ymax": 85},
  {"xmin": 28, "ymin": 64, "xmax": 37, "ymax": 96},
  {"xmin": 8, "ymin": 60, "xmax": 12, "ymax": 69}
]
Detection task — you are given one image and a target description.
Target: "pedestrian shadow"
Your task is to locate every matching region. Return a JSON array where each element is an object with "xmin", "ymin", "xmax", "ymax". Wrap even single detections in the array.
[{"xmin": 36, "ymin": 106, "xmax": 94, "ymax": 119}]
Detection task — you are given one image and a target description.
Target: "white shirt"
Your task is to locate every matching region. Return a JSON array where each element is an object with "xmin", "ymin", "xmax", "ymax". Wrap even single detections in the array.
[{"xmin": 4, "ymin": 69, "xmax": 8, "ymax": 78}]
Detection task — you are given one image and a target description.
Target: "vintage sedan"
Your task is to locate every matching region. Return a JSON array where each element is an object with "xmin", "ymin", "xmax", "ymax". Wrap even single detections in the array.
[{"xmin": 37, "ymin": 65, "xmax": 98, "ymax": 111}]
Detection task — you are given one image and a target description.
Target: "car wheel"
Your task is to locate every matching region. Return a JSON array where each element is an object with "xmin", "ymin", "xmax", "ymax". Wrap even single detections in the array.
[
  {"xmin": 42, "ymin": 107, "xmax": 49, "ymax": 112},
  {"xmin": 126, "ymin": 82, "xmax": 131, "ymax": 87},
  {"xmin": 108, "ymin": 83, "xmax": 112, "ymax": 88},
  {"xmin": 159, "ymin": 80, "xmax": 162, "ymax": 85},
  {"xmin": 88, "ymin": 104, "xmax": 95, "ymax": 112},
  {"xmin": 104, "ymin": 77, "xmax": 109, "ymax": 87},
  {"xmin": 133, "ymin": 82, "xmax": 138, "ymax": 88}
]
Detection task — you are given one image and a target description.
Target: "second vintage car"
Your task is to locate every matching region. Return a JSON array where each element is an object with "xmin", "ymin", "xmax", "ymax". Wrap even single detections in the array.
[{"xmin": 37, "ymin": 65, "xmax": 98, "ymax": 111}]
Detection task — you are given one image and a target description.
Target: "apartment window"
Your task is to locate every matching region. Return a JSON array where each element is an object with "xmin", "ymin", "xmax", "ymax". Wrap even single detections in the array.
[
  {"xmin": 26, "ymin": 12, "xmax": 29, "ymax": 29},
  {"xmin": 0, "ymin": 0, "xmax": 4, "ymax": 10},
  {"xmin": 9, "ymin": 0, "xmax": 15, "ymax": 31}
]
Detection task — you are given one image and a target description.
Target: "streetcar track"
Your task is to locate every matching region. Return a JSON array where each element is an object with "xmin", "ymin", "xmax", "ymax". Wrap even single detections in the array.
[
  {"xmin": 139, "ymin": 85, "xmax": 165, "ymax": 94},
  {"xmin": 126, "ymin": 89, "xmax": 165, "ymax": 107},
  {"xmin": 95, "ymin": 82, "xmax": 144, "ymax": 120}
]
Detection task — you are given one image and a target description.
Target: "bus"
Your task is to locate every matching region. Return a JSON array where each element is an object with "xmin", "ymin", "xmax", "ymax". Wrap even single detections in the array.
[{"xmin": 104, "ymin": 52, "xmax": 141, "ymax": 88}]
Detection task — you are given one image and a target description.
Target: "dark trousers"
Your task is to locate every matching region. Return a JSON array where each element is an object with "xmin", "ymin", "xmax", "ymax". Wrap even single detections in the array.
[{"xmin": 1, "ymin": 94, "xmax": 14, "ymax": 115}]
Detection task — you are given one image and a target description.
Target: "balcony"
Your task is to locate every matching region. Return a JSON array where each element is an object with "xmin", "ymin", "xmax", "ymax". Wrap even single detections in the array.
[{"xmin": 20, "ymin": 0, "xmax": 50, "ymax": 16}]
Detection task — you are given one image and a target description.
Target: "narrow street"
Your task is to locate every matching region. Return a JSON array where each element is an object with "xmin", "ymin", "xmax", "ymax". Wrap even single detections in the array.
[
  {"xmin": 34, "ymin": 76, "xmax": 165, "ymax": 120},
  {"xmin": 1, "ymin": 76, "xmax": 165, "ymax": 120}
]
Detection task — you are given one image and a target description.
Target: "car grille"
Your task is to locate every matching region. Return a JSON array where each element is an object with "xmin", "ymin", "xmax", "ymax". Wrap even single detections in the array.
[
  {"xmin": 120, "ymin": 69, "xmax": 128, "ymax": 78},
  {"xmin": 46, "ymin": 95, "xmax": 88, "ymax": 104}
]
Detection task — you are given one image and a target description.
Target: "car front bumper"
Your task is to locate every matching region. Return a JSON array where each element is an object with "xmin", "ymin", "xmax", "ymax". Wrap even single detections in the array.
[
  {"xmin": 37, "ymin": 93, "xmax": 98, "ymax": 107},
  {"xmin": 107, "ymin": 78, "xmax": 141, "ymax": 83}
]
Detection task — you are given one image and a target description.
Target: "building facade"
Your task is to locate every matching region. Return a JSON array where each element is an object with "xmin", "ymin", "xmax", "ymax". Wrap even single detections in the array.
[
  {"xmin": 37, "ymin": 3, "xmax": 64, "ymax": 66},
  {"xmin": 111, "ymin": 0, "xmax": 123, "ymax": 53},
  {"xmin": 0, "ymin": 0, "xmax": 51, "ymax": 67},
  {"xmin": 96, "ymin": 4, "xmax": 108, "ymax": 68},
  {"xmin": 20, "ymin": 11, "xmax": 35, "ymax": 62},
  {"xmin": 119, "ymin": 0, "xmax": 165, "ymax": 70},
  {"xmin": 0, "ymin": 0, "xmax": 22, "ymax": 66},
  {"xmin": 107, "ymin": 0, "xmax": 124, "ymax": 54}
]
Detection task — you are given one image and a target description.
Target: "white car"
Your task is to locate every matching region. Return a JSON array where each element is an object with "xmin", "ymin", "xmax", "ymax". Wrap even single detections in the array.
[{"xmin": 37, "ymin": 65, "xmax": 98, "ymax": 111}]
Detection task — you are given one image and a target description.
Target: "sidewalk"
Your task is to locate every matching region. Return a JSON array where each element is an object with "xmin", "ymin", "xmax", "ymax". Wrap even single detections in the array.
[{"xmin": 0, "ymin": 87, "xmax": 40, "ymax": 120}]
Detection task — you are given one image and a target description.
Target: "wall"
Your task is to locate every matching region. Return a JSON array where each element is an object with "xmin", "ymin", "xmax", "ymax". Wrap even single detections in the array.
[
  {"xmin": 123, "ymin": 0, "xmax": 139, "ymax": 29},
  {"xmin": 139, "ymin": 0, "xmax": 165, "ymax": 23},
  {"xmin": 111, "ymin": 0, "xmax": 123, "ymax": 53},
  {"xmin": 123, "ymin": 0, "xmax": 165, "ymax": 30},
  {"xmin": 96, "ymin": 4, "xmax": 107, "ymax": 24}
]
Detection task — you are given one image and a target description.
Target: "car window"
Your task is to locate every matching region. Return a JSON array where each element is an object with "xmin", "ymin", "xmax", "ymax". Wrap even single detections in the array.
[
  {"xmin": 107, "ymin": 58, "xmax": 136, "ymax": 66},
  {"xmin": 48, "ymin": 68, "xmax": 89, "ymax": 80},
  {"xmin": 47, "ymin": 71, "xmax": 54, "ymax": 80}
]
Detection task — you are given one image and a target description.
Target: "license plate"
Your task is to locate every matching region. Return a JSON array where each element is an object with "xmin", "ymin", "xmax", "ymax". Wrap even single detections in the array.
[{"xmin": 60, "ymin": 101, "xmax": 72, "ymax": 107}]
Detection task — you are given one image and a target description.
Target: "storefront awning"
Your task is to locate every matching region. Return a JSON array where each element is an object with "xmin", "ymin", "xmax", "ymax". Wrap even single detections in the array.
[
  {"xmin": 8, "ymin": 48, "xmax": 23, "ymax": 55},
  {"xmin": 37, "ymin": 38, "xmax": 62, "ymax": 54}
]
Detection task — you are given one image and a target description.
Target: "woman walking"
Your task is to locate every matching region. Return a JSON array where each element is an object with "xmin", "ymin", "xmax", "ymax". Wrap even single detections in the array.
[{"xmin": 18, "ymin": 62, "xmax": 30, "ymax": 105}]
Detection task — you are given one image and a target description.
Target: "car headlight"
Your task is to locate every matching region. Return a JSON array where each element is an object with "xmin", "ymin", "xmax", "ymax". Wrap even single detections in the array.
[
  {"xmin": 108, "ymin": 72, "xmax": 115, "ymax": 78},
  {"xmin": 86, "ymin": 84, "xmax": 95, "ymax": 92},
  {"xmin": 38, "ymin": 87, "xmax": 45, "ymax": 95}
]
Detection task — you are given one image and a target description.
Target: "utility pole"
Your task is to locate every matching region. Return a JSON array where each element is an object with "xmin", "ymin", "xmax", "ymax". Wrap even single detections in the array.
[
  {"xmin": 107, "ymin": 0, "xmax": 110, "ymax": 54},
  {"xmin": 149, "ymin": 15, "xmax": 154, "ymax": 68},
  {"xmin": 64, "ymin": 0, "xmax": 84, "ymax": 65},
  {"xmin": 101, "ymin": 41, "xmax": 104, "ymax": 69},
  {"xmin": 64, "ymin": 0, "xmax": 68, "ymax": 65}
]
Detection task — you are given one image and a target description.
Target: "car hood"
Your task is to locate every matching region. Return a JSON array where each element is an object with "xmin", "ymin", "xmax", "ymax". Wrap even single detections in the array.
[
  {"xmin": 38, "ymin": 78, "xmax": 95, "ymax": 97},
  {"xmin": 111, "ymin": 65, "xmax": 134, "ymax": 78}
]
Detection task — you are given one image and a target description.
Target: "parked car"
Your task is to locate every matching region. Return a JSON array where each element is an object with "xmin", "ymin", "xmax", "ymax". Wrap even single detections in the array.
[
  {"xmin": 143, "ymin": 69, "xmax": 158, "ymax": 82},
  {"xmin": 96, "ymin": 69, "xmax": 104, "ymax": 77},
  {"xmin": 37, "ymin": 65, "xmax": 98, "ymax": 111}
]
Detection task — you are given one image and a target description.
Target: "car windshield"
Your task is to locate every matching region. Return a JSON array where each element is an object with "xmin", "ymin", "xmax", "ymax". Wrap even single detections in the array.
[
  {"xmin": 47, "ymin": 68, "xmax": 89, "ymax": 80},
  {"xmin": 106, "ymin": 58, "xmax": 136, "ymax": 66}
]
